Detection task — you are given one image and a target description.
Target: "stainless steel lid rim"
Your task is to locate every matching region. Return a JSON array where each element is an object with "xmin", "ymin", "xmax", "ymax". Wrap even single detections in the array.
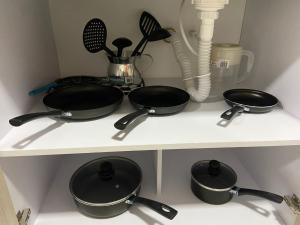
[
  {"xmin": 191, "ymin": 175, "xmax": 234, "ymax": 192},
  {"xmin": 72, "ymin": 184, "xmax": 141, "ymax": 207},
  {"xmin": 69, "ymin": 156, "xmax": 143, "ymax": 207}
]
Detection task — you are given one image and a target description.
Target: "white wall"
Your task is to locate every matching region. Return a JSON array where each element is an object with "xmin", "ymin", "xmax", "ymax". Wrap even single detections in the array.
[
  {"xmin": 240, "ymin": 0, "xmax": 300, "ymax": 119},
  {"xmin": 240, "ymin": 1, "xmax": 300, "ymax": 224},
  {"xmin": 0, "ymin": 0, "xmax": 60, "ymax": 139},
  {"xmin": 237, "ymin": 147, "xmax": 300, "ymax": 225},
  {"xmin": 49, "ymin": 0, "xmax": 246, "ymax": 78}
]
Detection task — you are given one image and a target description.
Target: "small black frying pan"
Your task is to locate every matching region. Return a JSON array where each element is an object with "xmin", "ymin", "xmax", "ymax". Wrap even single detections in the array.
[
  {"xmin": 114, "ymin": 86, "xmax": 190, "ymax": 130},
  {"xmin": 10, "ymin": 84, "xmax": 124, "ymax": 127},
  {"xmin": 221, "ymin": 89, "xmax": 279, "ymax": 121}
]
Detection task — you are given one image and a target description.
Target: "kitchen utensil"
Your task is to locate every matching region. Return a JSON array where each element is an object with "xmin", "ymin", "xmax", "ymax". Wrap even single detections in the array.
[
  {"xmin": 221, "ymin": 89, "xmax": 279, "ymax": 121},
  {"xmin": 112, "ymin": 38, "xmax": 133, "ymax": 57},
  {"xmin": 131, "ymin": 11, "xmax": 161, "ymax": 56},
  {"xmin": 69, "ymin": 156, "xmax": 178, "ymax": 219},
  {"xmin": 208, "ymin": 44, "xmax": 255, "ymax": 102},
  {"xmin": 28, "ymin": 76, "xmax": 108, "ymax": 96},
  {"xmin": 83, "ymin": 18, "xmax": 116, "ymax": 57},
  {"xmin": 114, "ymin": 86, "xmax": 190, "ymax": 130},
  {"xmin": 9, "ymin": 84, "xmax": 123, "ymax": 126},
  {"xmin": 140, "ymin": 28, "xmax": 171, "ymax": 55},
  {"xmin": 191, "ymin": 160, "xmax": 284, "ymax": 205}
]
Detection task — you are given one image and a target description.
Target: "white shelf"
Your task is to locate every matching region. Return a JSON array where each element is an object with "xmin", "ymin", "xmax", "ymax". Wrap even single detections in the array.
[
  {"xmin": 1, "ymin": 78, "xmax": 300, "ymax": 157},
  {"xmin": 34, "ymin": 149, "xmax": 285, "ymax": 225}
]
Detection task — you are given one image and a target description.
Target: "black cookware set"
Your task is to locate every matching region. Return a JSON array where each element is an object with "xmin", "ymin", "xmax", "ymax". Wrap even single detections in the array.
[
  {"xmin": 8, "ymin": 10, "xmax": 283, "ymax": 222},
  {"xmin": 69, "ymin": 156, "xmax": 283, "ymax": 220}
]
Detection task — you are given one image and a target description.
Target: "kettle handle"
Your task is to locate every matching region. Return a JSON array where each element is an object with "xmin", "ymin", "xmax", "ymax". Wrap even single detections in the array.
[{"xmin": 237, "ymin": 50, "xmax": 255, "ymax": 83}]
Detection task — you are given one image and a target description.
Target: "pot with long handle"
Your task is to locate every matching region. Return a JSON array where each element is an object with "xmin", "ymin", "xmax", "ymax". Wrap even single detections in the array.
[
  {"xmin": 69, "ymin": 157, "xmax": 177, "ymax": 219},
  {"xmin": 191, "ymin": 160, "xmax": 284, "ymax": 205}
]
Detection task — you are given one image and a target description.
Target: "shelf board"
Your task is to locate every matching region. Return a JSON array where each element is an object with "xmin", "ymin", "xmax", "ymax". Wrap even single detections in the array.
[
  {"xmin": 1, "ymin": 78, "xmax": 300, "ymax": 157},
  {"xmin": 34, "ymin": 149, "xmax": 285, "ymax": 225}
]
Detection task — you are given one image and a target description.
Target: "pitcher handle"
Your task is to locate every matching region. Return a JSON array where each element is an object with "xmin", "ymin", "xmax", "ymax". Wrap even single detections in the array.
[{"xmin": 237, "ymin": 50, "xmax": 255, "ymax": 83}]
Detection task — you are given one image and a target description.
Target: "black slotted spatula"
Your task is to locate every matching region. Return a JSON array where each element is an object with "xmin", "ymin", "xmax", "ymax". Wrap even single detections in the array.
[
  {"xmin": 83, "ymin": 18, "xmax": 116, "ymax": 57},
  {"xmin": 131, "ymin": 12, "xmax": 161, "ymax": 56}
]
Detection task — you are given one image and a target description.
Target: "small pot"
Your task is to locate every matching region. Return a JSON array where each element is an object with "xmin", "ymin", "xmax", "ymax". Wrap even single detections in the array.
[
  {"xmin": 70, "ymin": 157, "xmax": 177, "ymax": 219},
  {"xmin": 191, "ymin": 160, "xmax": 284, "ymax": 205}
]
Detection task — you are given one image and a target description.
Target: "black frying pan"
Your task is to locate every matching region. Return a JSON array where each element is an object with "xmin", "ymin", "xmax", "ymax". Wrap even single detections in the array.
[
  {"xmin": 114, "ymin": 86, "xmax": 190, "ymax": 130},
  {"xmin": 221, "ymin": 89, "xmax": 279, "ymax": 121},
  {"xmin": 10, "ymin": 84, "xmax": 124, "ymax": 127}
]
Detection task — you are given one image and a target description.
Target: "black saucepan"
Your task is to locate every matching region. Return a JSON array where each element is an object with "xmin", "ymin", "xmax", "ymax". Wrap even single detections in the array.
[
  {"xmin": 221, "ymin": 89, "xmax": 279, "ymax": 120},
  {"xmin": 69, "ymin": 157, "xmax": 177, "ymax": 219},
  {"xmin": 9, "ymin": 84, "xmax": 124, "ymax": 127},
  {"xmin": 191, "ymin": 160, "xmax": 284, "ymax": 205},
  {"xmin": 114, "ymin": 86, "xmax": 190, "ymax": 130}
]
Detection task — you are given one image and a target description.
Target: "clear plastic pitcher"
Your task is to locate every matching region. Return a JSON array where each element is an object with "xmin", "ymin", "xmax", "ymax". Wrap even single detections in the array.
[{"xmin": 208, "ymin": 43, "xmax": 255, "ymax": 102}]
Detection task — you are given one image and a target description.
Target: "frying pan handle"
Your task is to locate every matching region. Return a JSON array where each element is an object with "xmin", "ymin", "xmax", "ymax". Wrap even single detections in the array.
[
  {"xmin": 130, "ymin": 196, "xmax": 178, "ymax": 220},
  {"xmin": 231, "ymin": 187, "xmax": 284, "ymax": 204},
  {"xmin": 114, "ymin": 109, "xmax": 149, "ymax": 130},
  {"xmin": 221, "ymin": 105, "xmax": 245, "ymax": 120},
  {"xmin": 9, "ymin": 110, "xmax": 71, "ymax": 127}
]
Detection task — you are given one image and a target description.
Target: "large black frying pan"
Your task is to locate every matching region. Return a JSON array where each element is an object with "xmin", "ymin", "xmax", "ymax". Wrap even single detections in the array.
[
  {"xmin": 221, "ymin": 89, "xmax": 279, "ymax": 121},
  {"xmin": 10, "ymin": 84, "xmax": 124, "ymax": 127},
  {"xmin": 114, "ymin": 86, "xmax": 190, "ymax": 130}
]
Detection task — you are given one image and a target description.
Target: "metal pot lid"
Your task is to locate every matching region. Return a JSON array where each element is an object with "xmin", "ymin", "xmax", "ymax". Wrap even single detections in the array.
[
  {"xmin": 191, "ymin": 160, "xmax": 237, "ymax": 191},
  {"xmin": 70, "ymin": 157, "xmax": 142, "ymax": 205}
]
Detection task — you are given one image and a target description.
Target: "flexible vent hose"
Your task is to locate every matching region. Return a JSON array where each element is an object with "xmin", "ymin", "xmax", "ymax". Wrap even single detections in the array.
[
  {"xmin": 174, "ymin": 0, "xmax": 227, "ymax": 102},
  {"xmin": 170, "ymin": 31, "xmax": 211, "ymax": 102}
]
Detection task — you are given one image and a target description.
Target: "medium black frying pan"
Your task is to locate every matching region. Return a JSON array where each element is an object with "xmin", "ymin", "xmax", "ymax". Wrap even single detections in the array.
[
  {"xmin": 10, "ymin": 84, "xmax": 124, "ymax": 127},
  {"xmin": 114, "ymin": 86, "xmax": 190, "ymax": 130},
  {"xmin": 221, "ymin": 89, "xmax": 279, "ymax": 121}
]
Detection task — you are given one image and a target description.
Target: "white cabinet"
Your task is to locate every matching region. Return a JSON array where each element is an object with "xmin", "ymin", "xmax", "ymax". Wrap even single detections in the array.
[{"xmin": 0, "ymin": 0, "xmax": 300, "ymax": 225}]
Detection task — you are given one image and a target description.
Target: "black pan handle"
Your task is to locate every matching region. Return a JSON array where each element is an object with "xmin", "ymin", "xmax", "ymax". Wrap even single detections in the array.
[
  {"xmin": 9, "ymin": 110, "xmax": 71, "ymax": 127},
  {"xmin": 128, "ymin": 196, "xmax": 177, "ymax": 220},
  {"xmin": 221, "ymin": 105, "xmax": 245, "ymax": 120},
  {"xmin": 232, "ymin": 187, "xmax": 284, "ymax": 203},
  {"xmin": 114, "ymin": 108, "xmax": 150, "ymax": 130}
]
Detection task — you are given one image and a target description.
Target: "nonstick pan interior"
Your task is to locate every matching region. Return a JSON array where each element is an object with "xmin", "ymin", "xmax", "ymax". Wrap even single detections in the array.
[
  {"xmin": 129, "ymin": 86, "xmax": 190, "ymax": 108},
  {"xmin": 223, "ymin": 89, "xmax": 278, "ymax": 108},
  {"xmin": 44, "ymin": 85, "xmax": 123, "ymax": 111},
  {"xmin": 221, "ymin": 89, "xmax": 279, "ymax": 121}
]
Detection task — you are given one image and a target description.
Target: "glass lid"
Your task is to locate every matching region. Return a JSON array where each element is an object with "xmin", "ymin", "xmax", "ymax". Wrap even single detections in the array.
[{"xmin": 191, "ymin": 160, "xmax": 237, "ymax": 190}]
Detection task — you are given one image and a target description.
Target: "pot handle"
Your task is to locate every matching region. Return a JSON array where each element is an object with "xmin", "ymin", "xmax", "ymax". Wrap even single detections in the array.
[
  {"xmin": 9, "ymin": 110, "xmax": 71, "ymax": 127},
  {"xmin": 130, "ymin": 196, "xmax": 177, "ymax": 220},
  {"xmin": 221, "ymin": 105, "xmax": 245, "ymax": 120},
  {"xmin": 114, "ymin": 108, "xmax": 150, "ymax": 130},
  {"xmin": 232, "ymin": 187, "xmax": 284, "ymax": 203}
]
